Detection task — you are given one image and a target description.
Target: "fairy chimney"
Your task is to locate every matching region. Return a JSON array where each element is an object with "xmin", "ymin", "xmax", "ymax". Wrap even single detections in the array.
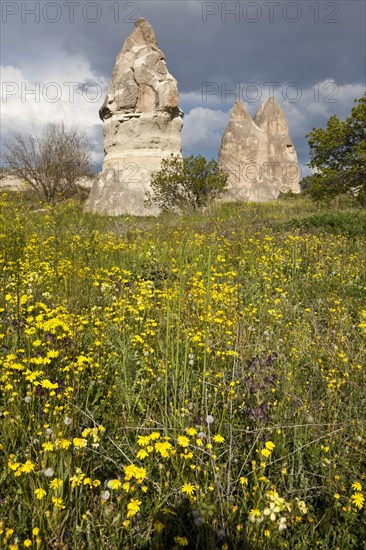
[{"xmin": 85, "ymin": 18, "xmax": 183, "ymax": 216}]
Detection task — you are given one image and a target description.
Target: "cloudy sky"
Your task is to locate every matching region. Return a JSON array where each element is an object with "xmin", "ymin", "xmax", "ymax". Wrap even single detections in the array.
[{"xmin": 1, "ymin": 0, "xmax": 365, "ymax": 176}]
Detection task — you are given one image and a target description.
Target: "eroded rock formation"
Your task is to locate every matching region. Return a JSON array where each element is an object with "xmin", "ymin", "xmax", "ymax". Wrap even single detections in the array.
[
  {"xmin": 219, "ymin": 98, "xmax": 300, "ymax": 201},
  {"xmin": 85, "ymin": 18, "xmax": 183, "ymax": 216}
]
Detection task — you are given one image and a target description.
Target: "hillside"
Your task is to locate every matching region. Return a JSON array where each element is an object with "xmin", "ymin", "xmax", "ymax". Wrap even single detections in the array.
[{"xmin": 1, "ymin": 194, "xmax": 365, "ymax": 549}]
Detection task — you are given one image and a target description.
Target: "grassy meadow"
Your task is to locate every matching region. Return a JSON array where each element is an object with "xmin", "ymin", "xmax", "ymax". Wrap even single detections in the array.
[{"xmin": 0, "ymin": 192, "xmax": 365, "ymax": 549}]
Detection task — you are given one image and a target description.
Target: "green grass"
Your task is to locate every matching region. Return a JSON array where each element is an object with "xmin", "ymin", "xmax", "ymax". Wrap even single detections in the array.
[
  {"xmin": 283, "ymin": 210, "xmax": 366, "ymax": 237},
  {"xmin": 0, "ymin": 193, "xmax": 365, "ymax": 549}
]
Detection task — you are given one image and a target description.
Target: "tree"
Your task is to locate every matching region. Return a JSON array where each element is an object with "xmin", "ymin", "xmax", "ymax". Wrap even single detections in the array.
[
  {"xmin": 145, "ymin": 155, "xmax": 229, "ymax": 212},
  {"xmin": 2, "ymin": 122, "xmax": 93, "ymax": 205},
  {"xmin": 299, "ymin": 174, "xmax": 317, "ymax": 194},
  {"xmin": 306, "ymin": 95, "xmax": 366, "ymax": 204}
]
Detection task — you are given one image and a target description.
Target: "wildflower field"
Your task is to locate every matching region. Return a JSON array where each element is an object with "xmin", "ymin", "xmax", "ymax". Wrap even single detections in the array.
[{"xmin": 1, "ymin": 193, "xmax": 365, "ymax": 549}]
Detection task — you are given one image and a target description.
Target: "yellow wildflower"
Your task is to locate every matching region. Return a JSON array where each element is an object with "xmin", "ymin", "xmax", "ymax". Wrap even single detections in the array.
[
  {"xmin": 49, "ymin": 478, "xmax": 63, "ymax": 490},
  {"xmin": 20, "ymin": 460, "xmax": 35, "ymax": 474},
  {"xmin": 73, "ymin": 438, "xmax": 87, "ymax": 448},
  {"xmin": 260, "ymin": 448, "xmax": 271, "ymax": 458},
  {"xmin": 136, "ymin": 444, "xmax": 149, "ymax": 458},
  {"xmin": 126, "ymin": 498, "xmax": 142, "ymax": 518},
  {"xmin": 34, "ymin": 488, "xmax": 47, "ymax": 500},
  {"xmin": 59, "ymin": 439, "xmax": 71, "ymax": 449},
  {"xmin": 137, "ymin": 435, "xmax": 150, "ymax": 446},
  {"xmin": 174, "ymin": 536, "xmax": 189, "ymax": 546},
  {"xmin": 155, "ymin": 441, "xmax": 172, "ymax": 457},
  {"xmin": 351, "ymin": 492, "xmax": 365, "ymax": 509},
  {"xmin": 40, "ymin": 380, "xmax": 58, "ymax": 390},
  {"xmin": 107, "ymin": 479, "xmax": 122, "ymax": 490},
  {"xmin": 181, "ymin": 483, "xmax": 197, "ymax": 497},
  {"xmin": 154, "ymin": 521, "xmax": 165, "ymax": 533},
  {"xmin": 177, "ymin": 435, "xmax": 190, "ymax": 448},
  {"xmin": 8, "ymin": 461, "xmax": 21, "ymax": 471},
  {"xmin": 83, "ymin": 477, "xmax": 93, "ymax": 486},
  {"xmin": 52, "ymin": 497, "xmax": 65, "ymax": 509}
]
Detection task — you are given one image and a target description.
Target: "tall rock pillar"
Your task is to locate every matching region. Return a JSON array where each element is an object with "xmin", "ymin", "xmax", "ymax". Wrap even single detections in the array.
[{"xmin": 85, "ymin": 18, "xmax": 183, "ymax": 216}]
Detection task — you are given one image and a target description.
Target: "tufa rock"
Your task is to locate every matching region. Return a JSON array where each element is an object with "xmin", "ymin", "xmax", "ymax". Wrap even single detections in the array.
[
  {"xmin": 219, "ymin": 97, "xmax": 300, "ymax": 201},
  {"xmin": 0, "ymin": 174, "xmax": 95, "ymax": 192},
  {"xmin": 85, "ymin": 18, "xmax": 183, "ymax": 216}
]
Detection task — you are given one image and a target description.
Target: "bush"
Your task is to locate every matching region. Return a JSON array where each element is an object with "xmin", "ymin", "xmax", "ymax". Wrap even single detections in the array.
[
  {"xmin": 145, "ymin": 154, "xmax": 229, "ymax": 212},
  {"xmin": 2, "ymin": 122, "xmax": 93, "ymax": 205}
]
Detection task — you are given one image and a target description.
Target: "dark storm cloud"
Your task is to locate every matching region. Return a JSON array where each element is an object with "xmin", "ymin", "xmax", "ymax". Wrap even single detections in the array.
[
  {"xmin": 1, "ymin": 0, "xmax": 365, "ymax": 168},
  {"xmin": 2, "ymin": 1, "xmax": 364, "ymax": 86}
]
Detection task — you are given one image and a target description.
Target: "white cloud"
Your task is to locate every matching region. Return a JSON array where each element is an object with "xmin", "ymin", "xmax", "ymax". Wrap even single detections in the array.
[
  {"xmin": 182, "ymin": 107, "xmax": 229, "ymax": 156},
  {"xmin": 270, "ymin": 80, "xmax": 365, "ymax": 144},
  {"xmin": 0, "ymin": 59, "xmax": 107, "ymax": 163}
]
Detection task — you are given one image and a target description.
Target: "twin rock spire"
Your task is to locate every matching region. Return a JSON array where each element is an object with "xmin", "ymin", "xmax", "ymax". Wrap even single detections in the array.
[
  {"xmin": 219, "ymin": 98, "xmax": 300, "ymax": 202},
  {"xmin": 85, "ymin": 18, "xmax": 300, "ymax": 216}
]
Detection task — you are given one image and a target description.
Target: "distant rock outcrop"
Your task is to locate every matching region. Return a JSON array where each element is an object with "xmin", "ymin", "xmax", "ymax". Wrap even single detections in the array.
[
  {"xmin": 0, "ymin": 175, "xmax": 25, "ymax": 191},
  {"xmin": 0, "ymin": 174, "xmax": 95, "ymax": 192},
  {"xmin": 219, "ymin": 98, "xmax": 300, "ymax": 201},
  {"xmin": 85, "ymin": 18, "xmax": 183, "ymax": 216}
]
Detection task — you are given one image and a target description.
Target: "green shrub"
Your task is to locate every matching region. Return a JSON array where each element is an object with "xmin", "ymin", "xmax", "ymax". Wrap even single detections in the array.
[{"xmin": 145, "ymin": 154, "xmax": 229, "ymax": 212}]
